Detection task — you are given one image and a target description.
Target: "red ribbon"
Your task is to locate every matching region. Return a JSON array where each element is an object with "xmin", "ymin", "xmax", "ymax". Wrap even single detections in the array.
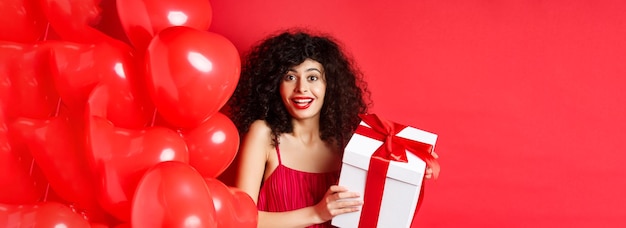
[{"xmin": 356, "ymin": 114, "xmax": 440, "ymax": 228}]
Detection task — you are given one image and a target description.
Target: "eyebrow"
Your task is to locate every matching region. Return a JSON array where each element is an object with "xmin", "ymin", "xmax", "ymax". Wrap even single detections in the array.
[
  {"xmin": 287, "ymin": 68, "xmax": 323, "ymax": 74},
  {"xmin": 307, "ymin": 68, "xmax": 323, "ymax": 73}
]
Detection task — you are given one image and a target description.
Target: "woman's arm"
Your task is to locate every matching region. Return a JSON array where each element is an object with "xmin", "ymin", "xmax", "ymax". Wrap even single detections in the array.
[
  {"xmin": 257, "ymin": 185, "xmax": 361, "ymax": 228},
  {"xmin": 235, "ymin": 120, "xmax": 271, "ymax": 204}
]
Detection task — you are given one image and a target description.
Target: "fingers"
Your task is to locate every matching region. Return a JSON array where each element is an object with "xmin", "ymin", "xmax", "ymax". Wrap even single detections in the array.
[
  {"xmin": 328, "ymin": 185, "xmax": 359, "ymax": 196},
  {"xmin": 327, "ymin": 197, "xmax": 363, "ymax": 216},
  {"xmin": 424, "ymin": 151, "xmax": 439, "ymax": 179},
  {"xmin": 324, "ymin": 185, "xmax": 363, "ymax": 216},
  {"xmin": 424, "ymin": 167, "xmax": 433, "ymax": 179},
  {"xmin": 334, "ymin": 191, "xmax": 360, "ymax": 200},
  {"xmin": 326, "ymin": 185, "xmax": 360, "ymax": 202},
  {"xmin": 328, "ymin": 185, "xmax": 347, "ymax": 193},
  {"xmin": 315, "ymin": 185, "xmax": 363, "ymax": 221},
  {"xmin": 332, "ymin": 198, "xmax": 363, "ymax": 209},
  {"xmin": 328, "ymin": 203, "xmax": 361, "ymax": 216}
]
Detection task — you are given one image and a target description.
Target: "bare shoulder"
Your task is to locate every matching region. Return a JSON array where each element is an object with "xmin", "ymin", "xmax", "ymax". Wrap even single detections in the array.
[
  {"xmin": 245, "ymin": 119, "xmax": 273, "ymax": 141},
  {"xmin": 240, "ymin": 120, "xmax": 274, "ymax": 155}
]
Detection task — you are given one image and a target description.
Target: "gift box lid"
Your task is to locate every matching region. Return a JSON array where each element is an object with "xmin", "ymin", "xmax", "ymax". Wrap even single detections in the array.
[{"xmin": 342, "ymin": 121, "xmax": 437, "ymax": 185}]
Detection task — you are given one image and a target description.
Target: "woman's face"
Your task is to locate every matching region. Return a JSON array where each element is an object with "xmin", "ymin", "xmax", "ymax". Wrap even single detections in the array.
[{"xmin": 279, "ymin": 59, "xmax": 326, "ymax": 121}]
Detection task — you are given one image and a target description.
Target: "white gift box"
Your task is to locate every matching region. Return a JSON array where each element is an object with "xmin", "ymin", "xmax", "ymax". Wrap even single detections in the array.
[{"xmin": 331, "ymin": 121, "xmax": 437, "ymax": 228}]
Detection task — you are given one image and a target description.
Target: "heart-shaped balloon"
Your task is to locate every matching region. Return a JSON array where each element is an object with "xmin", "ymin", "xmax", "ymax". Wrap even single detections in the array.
[
  {"xmin": 0, "ymin": 108, "xmax": 44, "ymax": 204},
  {"xmin": 0, "ymin": 202, "xmax": 91, "ymax": 228},
  {"xmin": 0, "ymin": 98, "xmax": 8, "ymax": 123},
  {"xmin": 0, "ymin": 0, "xmax": 48, "ymax": 42},
  {"xmin": 0, "ymin": 51, "xmax": 13, "ymax": 115},
  {"xmin": 90, "ymin": 222, "xmax": 110, "ymax": 228},
  {"xmin": 86, "ymin": 84, "xmax": 189, "ymax": 222},
  {"xmin": 116, "ymin": 0, "xmax": 213, "ymax": 52},
  {"xmin": 47, "ymin": 41, "xmax": 118, "ymax": 109},
  {"xmin": 93, "ymin": 0, "xmax": 131, "ymax": 45},
  {"xmin": 10, "ymin": 115, "xmax": 99, "ymax": 213},
  {"xmin": 113, "ymin": 223, "xmax": 130, "ymax": 228},
  {"xmin": 38, "ymin": 0, "xmax": 116, "ymax": 44},
  {"xmin": 146, "ymin": 26, "xmax": 240, "ymax": 129},
  {"xmin": 204, "ymin": 178, "xmax": 257, "ymax": 228},
  {"xmin": 183, "ymin": 112, "xmax": 240, "ymax": 178},
  {"xmin": 48, "ymin": 40, "xmax": 154, "ymax": 128},
  {"xmin": 132, "ymin": 161, "xmax": 217, "ymax": 228},
  {"xmin": 1, "ymin": 41, "xmax": 59, "ymax": 120}
]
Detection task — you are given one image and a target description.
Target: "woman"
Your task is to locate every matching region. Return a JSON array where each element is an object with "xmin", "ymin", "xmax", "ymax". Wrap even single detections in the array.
[{"xmin": 227, "ymin": 29, "xmax": 370, "ymax": 228}]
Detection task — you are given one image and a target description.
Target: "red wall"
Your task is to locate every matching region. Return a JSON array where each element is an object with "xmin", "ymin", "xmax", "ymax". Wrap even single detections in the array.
[{"xmin": 210, "ymin": 1, "xmax": 626, "ymax": 227}]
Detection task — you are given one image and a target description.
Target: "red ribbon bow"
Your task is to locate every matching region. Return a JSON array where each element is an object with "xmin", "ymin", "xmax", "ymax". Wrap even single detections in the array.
[{"xmin": 356, "ymin": 114, "xmax": 440, "ymax": 228}]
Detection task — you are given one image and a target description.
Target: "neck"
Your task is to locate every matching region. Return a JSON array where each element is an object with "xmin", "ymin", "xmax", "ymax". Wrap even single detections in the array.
[{"xmin": 290, "ymin": 117, "xmax": 321, "ymax": 144}]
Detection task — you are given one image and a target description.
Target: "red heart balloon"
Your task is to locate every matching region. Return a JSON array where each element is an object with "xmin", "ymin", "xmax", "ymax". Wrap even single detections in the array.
[
  {"xmin": 0, "ymin": 109, "xmax": 45, "ymax": 204},
  {"xmin": 204, "ymin": 178, "xmax": 257, "ymax": 228},
  {"xmin": 1, "ymin": 41, "xmax": 59, "ymax": 120},
  {"xmin": 49, "ymin": 40, "xmax": 154, "ymax": 128},
  {"xmin": 93, "ymin": 0, "xmax": 131, "ymax": 45},
  {"xmin": 132, "ymin": 161, "xmax": 218, "ymax": 228},
  {"xmin": 146, "ymin": 26, "xmax": 240, "ymax": 129},
  {"xmin": 86, "ymin": 84, "xmax": 189, "ymax": 222},
  {"xmin": 47, "ymin": 41, "xmax": 115, "ymax": 109},
  {"xmin": 116, "ymin": 0, "xmax": 213, "ymax": 51},
  {"xmin": 0, "ymin": 0, "xmax": 48, "ymax": 43},
  {"xmin": 183, "ymin": 112, "xmax": 240, "ymax": 178},
  {"xmin": 0, "ymin": 202, "xmax": 91, "ymax": 228},
  {"xmin": 10, "ymin": 115, "xmax": 99, "ymax": 213},
  {"xmin": 0, "ymin": 73, "xmax": 11, "ymax": 112},
  {"xmin": 38, "ymin": 0, "xmax": 115, "ymax": 44},
  {"xmin": 0, "ymin": 50, "xmax": 13, "ymax": 115},
  {"xmin": 113, "ymin": 223, "xmax": 130, "ymax": 228},
  {"xmin": 90, "ymin": 222, "xmax": 110, "ymax": 228}
]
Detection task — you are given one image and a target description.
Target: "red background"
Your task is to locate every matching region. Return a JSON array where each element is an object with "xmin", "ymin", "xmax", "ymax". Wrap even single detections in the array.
[{"xmin": 210, "ymin": 0, "xmax": 626, "ymax": 227}]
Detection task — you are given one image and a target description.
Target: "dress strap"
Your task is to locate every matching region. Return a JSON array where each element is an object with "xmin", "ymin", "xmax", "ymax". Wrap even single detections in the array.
[{"xmin": 275, "ymin": 144, "xmax": 283, "ymax": 165}]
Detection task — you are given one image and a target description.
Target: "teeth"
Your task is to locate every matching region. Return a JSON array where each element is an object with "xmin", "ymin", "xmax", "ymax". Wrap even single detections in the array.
[{"xmin": 293, "ymin": 99, "xmax": 313, "ymax": 103}]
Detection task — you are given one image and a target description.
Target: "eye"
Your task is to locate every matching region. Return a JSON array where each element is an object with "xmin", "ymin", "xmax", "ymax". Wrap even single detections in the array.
[
  {"xmin": 308, "ymin": 75, "xmax": 319, "ymax": 81},
  {"xmin": 283, "ymin": 75, "xmax": 296, "ymax": 81}
]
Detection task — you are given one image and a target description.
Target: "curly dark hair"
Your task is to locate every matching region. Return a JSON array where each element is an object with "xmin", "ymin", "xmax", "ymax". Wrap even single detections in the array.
[{"xmin": 226, "ymin": 28, "xmax": 370, "ymax": 149}]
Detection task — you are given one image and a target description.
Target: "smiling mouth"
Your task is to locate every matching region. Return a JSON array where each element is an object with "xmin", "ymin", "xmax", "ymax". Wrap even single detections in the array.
[{"xmin": 292, "ymin": 98, "xmax": 313, "ymax": 109}]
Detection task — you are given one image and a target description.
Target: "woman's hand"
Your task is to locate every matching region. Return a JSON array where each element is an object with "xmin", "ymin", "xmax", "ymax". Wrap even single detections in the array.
[
  {"xmin": 425, "ymin": 151, "xmax": 439, "ymax": 179},
  {"xmin": 313, "ymin": 185, "xmax": 362, "ymax": 223}
]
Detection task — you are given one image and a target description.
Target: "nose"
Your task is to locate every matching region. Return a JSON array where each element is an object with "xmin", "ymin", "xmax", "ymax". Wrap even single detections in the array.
[{"xmin": 295, "ymin": 80, "xmax": 308, "ymax": 92}]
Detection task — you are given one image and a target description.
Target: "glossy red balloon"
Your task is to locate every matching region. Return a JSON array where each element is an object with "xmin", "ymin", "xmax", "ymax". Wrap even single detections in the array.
[
  {"xmin": 0, "ymin": 202, "xmax": 91, "ymax": 228},
  {"xmin": 0, "ymin": 0, "xmax": 48, "ymax": 42},
  {"xmin": 86, "ymin": 84, "xmax": 189, "ymax": 222},
  {"xmin": 183, "ymin": 112, "xmax": 240, "ymax": 178},
  {"xmin": 38, "ymin": 0, "xmax": 115, "ymax": 44},
  {"xmin": 0, "ymin": 109, "xmax": 44, "ymax": 204},
  {"xmin": 48, "ymin": 40, "xmax": 154, "ymax": 128},
  {"xmin": 132, "ymin": 161, "xmax": 218, "ymax": 228},
  {"xmin": 146, "ymin": 26, "xmax": 240, "ymax": 129},
  {"xmin": 48, "ymin": 41, "xmax": 118, "ymax": 109},
  {"xmin": 117, "ymin": 0, "xmax": 213, "ymax": 51},
  {"xmin": 90, "ymin": 223, "xmax": 110, "ymax": 228},
  {"xmin": 0, "ymin": 54, "xmax": 11, "ymax": 114},
  {"xmin": 204, "ymin": 178, "xmax": 258, "ymax": 228},
  {"xmin": 93, "ymin": 0, "xmax": 131, "ymax": 44},
  {"xmin": 113, "ymin": 223, "xmax": 131, "ymax": 228},
  {"xmin": 10, "ymin": 116, "xmax": 99, "ymax": 212},
  {"xmin": 0, "ymin": 41, "xmax": 59, "ymax": 120}
]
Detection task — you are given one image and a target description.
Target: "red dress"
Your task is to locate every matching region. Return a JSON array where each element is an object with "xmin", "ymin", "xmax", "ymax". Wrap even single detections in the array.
[{"xmin": 257, "ymin": 145, "xmax": 340, "ymax": 228}]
